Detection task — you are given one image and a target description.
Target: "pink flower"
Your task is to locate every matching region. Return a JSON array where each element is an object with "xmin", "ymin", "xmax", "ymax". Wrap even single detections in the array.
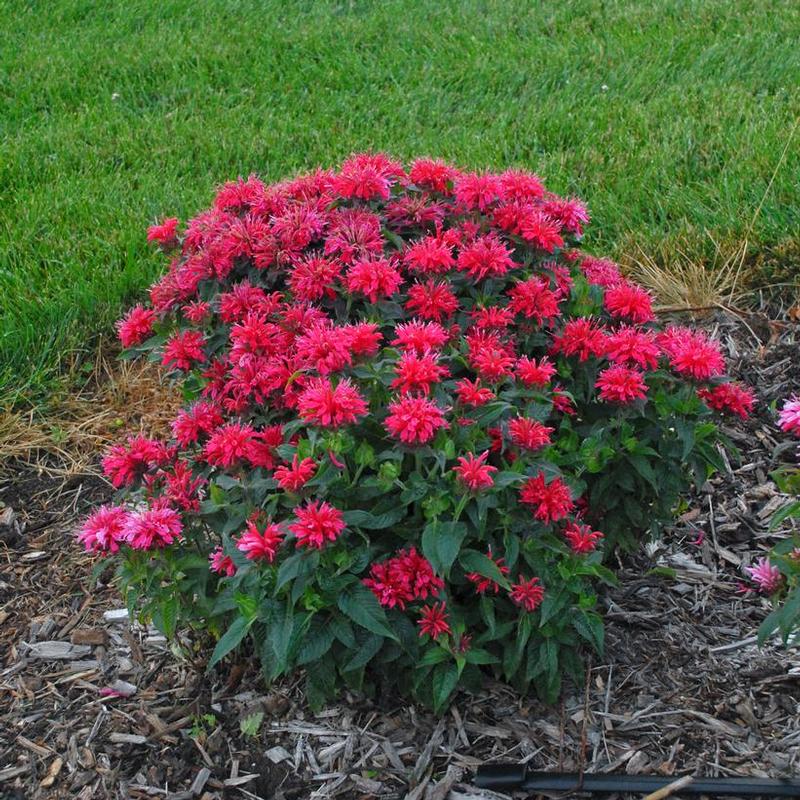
[
  {"xmin": 508, "ymin": 417, "xmax": 553, "ymax": 451},
  {"xmin": 660, "ymin": 328, "xmax": 726, "ymax": 380},
  {"xmin": 77, "ymin": 505, "xmax": 129, "ymax": 553},
  {"xmin": 516, "ymin": 356, "xmax": 556, "ymax": 388},
  {"xmin": 344, "ymin": 322, "xmax": 383, "ymax": 357},
  {"xmin": 457, "ymin": 235, "xmax": 515, "ymax": 281},
  {"xmin": 564, "ymin": 522, "xmax": 604, "ymax": 554},
  {"xmin": 418, "ymin": 602, "xmax": 451, "ymax": 638},
  {"xmin": 333, "ymin": 152, "xmax": 404, "ymax": 201},
  {"xmin": 453, "ymin": 451, "xmax": 497, "ymax": 491},
  {"xmin": 162, "ymin": 330, "xmax": 207, "ymax": 372},
  {"xmin": 117, "ymin": 306, "xmax": 156, "ymax": 347},
  {"xmin": 745, "ymin": 557, "xmax": 783, "ymax": 594},
  {"xmin": 102, "ymin": 436, "xmax": 168, "ymax": 488},
  {"xmin": 392, "ymin": 320, "xmax": 449, "ymax": 353},
  {"xmin": 274, "ymin": 456, "xmax": 317, "ymax": 491},
  {"xmin": 288, "ymin": 256, "xmax": 342, "ymax": 302},
  {"xmin": 409, "ymin": 158, "xmax": 458, "ymax": 193},
  {"xmin": 554, "ymin": 318, "xmax": 607, "ymax": 361},
  {"xmin": 147, "ymin": 217, "xmax": 179, "ymax": 247},
  {"xmin": 605, "ymin": 327, "xmax": 661, "ymax": 370},
  {"xmin": 454, "ymin": 378, "xmax": 495, "ymax": 407},
  {"xmin": 295, "ymin": 322, "xmax": 353, "ymax": 375},
  {"xmin": 520, "ymin": 473, "xmax": 574, "ymax": 522},
  {"xmin": 346, "ymin": 257, "xmax": 404, "ymax": 303},
  {"xmin": 604, "ymin": 282, "xmax": 655, "ymax": 323},
  {"xmin": 507, "ymin": 277, "xmax": 560, "ymax": 324},
  {"xmin": 509, "ymin": 576, "xmax": 545, "ymax": 612},
  {"xmin": 595, "ymin": 365, "xmax": 648, "ymax": 403},
  {"xmin": 581, "ymin": 256, "xmax": 623, "ymax": 288},
  {"xmin": 405, "ymin": 280, "xmax": 459, "ymax": 321},
  {"xmin": 203, "ymin": 422, "xmax": 255, "ymax": 468},
  {"xmin": 391, "ymin": 351, "xmax": 450, "ymax": 395},
  {"xmin": 289, "ymin": 501, "xmax": 346, "ymax": 549},
  {"xmin": 237, "ymin": 516, "xmax": 284, "ymax": 561},
  {"xmin": 124, "ymin": 504, "xmax": 183, "ymax": 550},
  {"xmin": 405, "ymin": 236, "xmax": 455, "ymax": 275},
  {"xmin": 454, "ymin": 172, "xmax": 501, "ymax": 211},
  {"xmin": 384, "ymin": 395, "xmax": 448, "ymax": 444},
  {"xmin": 209, "ymin": 547, "xmax": 237, "ymax": 576},
  {"xmin": 172, "ymin": 401, "xmax": 223, "ymax": 446},
  {"xmin": 297, "ymin": 377, "xmax": 369, "ymax": 428},
  {"xmin": 778, "ymin": 396, "xmax": 800, "ymax": 437}
]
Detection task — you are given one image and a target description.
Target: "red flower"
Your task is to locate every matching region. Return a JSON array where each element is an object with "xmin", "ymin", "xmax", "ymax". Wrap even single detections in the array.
[
  {"xmin": 604, "ymin": 282, "xmax": 655, "ymax": 324},
  {"xmin": 554, "ymin": 317, "xmax": 607, "ymax": 361},
  {"xmin": 203, "ymin": 422, "xmax": 256, "ymax": 468},
  {"xmin": 392, "ymin": 320, "xmax": 449, "ymax": 353},
  {"xmin": 605, "ymin": 326, "xmax": 660, "ymax": 369},
  {"xmin": 162, "ymin": 330, "xmax": 207, "ymax": 371},
  {"xmin": 274, "ymin": 456, "xmax": 317, "ymax": 491},
  {"xmin": 333, "ymin": 152, "xmax": 404, "ymax": 201},
  {"xmin": 595, "ymin": 365, "xmax": 648, "ymax": 403},
  {"xmin": 698, "ymin": 383, "xmax": 755, "ymax": 419},
  {"xmin": 520, "ymin": 473, "xmax": 574, "ymax": 522},
  {"xmin": 297, "ymin": 377, "xmax": 369, "ymax": 428},
  {"xmin": 345, "ymin": 257, "xmax": 403, "ymax": 302},
  {"xmin": 295, "ymin": 322, "xmax": 354, "ymax": 375},
  {"xmin": 454, "ymin": 172, "xmax": 502, "ymax": 211},
  {"xmin": 344, "ymin": 322, "xmax": 383, "ymax": 357},
  {"xmin": 509, "ymin": 576, "xmax": 545, "ymax": 612},
  {"xmin": 364, "ymin": 547, "xmax": 443, "ymax": 609},
  {"xmin": 117, "ymin": 305, "xmax": 156, "ymax": 347},
  {"xmin": 289, "ymin": 501, "xmax": 346, "ymax": 549},
  {"xmin": 508, "ymin": 417, "xmax": 554, "ymax": 451},
  {"xmin": 77, "ymin": 505, "xmax": 129, "ymax": 554},
  {"xmin": 564, "ymin": 522, "xmax": 603, "ymax": 554},
  {"xmin": 209, "ymin": 547, "xmax": 237, "ymax": 577},
  {"xmin": 147, "ymin": 217, "xmax": 179, "ymax": 247},
  {"xmin": 237, "ymin": 516, "xmax": 284, "ymax": 561},
  {"xmin": 404, "ymin": 236, "xmax": 455, "ymax": 274},
  {"xmin": 183, "ymin": 300, "xmax": 211, "ymax": 324},
  {"xmin": 391, "ymin": 350, "xmax": 450, "ymax": 395},
  {"xmin": 172, "ymin": 401, "xmax": 223, "ymax": 446},
  {"xmin": 418, "ymin": 602, "xmax": 451, "ymax": 638},
  {"xmin": 288, "ymin": 256, "xmax": 342, "ymax": 302},
  {"xmin": 660, "ymin": 328, "xmax": 726, "ymax": 380},
  {"xmin": 409, "ymin": 158, "xmax": 458, "ymax": 193},
  {"xmin": 497, "ymin": 169, "xmax": 544, "ymax": 202},
  {"xmin": 542, "ymin": 197, "xmax": 589, "ymax": 235},
  {"xmin": 102, "ymin": 436, "xmax": 168, "ymax": 488},
  {"xmin": 405, "ymin": 280, "xmax": 459, "ymax": 321},
  {"xmin": 453, "ymin": 451, "xmax": 497, "ymax": 491},
  {"xmin": 516, "ymin": 356, "xmax": 556, "ymax": 388},
  {"xmin": 123, "ymin": 503, "xmax": 183, "ymax": 550},
  {"xmin": 385, "ymin": 395, "xmax": 448, "ymax": 444},
  {"xmin": 324, "ymin": 208, "xmax": 384, "ymax": 264},
  {"xmin": 470, "ymin": 306, "xmax": 515, "ymax": 331},
  {"xmin": 164, "ymin": 460, "xmax": 206, "ymax": 512},
  {"xmin": 518, "ymin": 208, "xmax": 564, "ymax": 251},
  {"xmin": 507, "ymin": 277, "xmax": 560, "ymax": 324},
  {"xmin": 455, "ymin": 378, "xmax": 495, "ymax": 407},
  {"xmin": 466, "ymin": 547, "xmax": 510, "ymax": 593},
  {"xmin": 457, "ymin": 235, "xmax": 515, "ymax": 281}
]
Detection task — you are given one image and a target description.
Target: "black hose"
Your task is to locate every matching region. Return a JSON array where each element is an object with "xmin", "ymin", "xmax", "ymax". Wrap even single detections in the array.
[{"xmin": 474, "ymin": 765, "xmax": 800, "ymax": 796}]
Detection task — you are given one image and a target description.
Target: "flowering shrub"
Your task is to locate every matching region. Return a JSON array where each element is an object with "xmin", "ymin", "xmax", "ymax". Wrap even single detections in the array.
[
  {"xmin": 756, "ymin": 397, "xmax": 800, "ymax": 645},
  {"xmin": 79, "ymin": 154, "xmax": 752, "ymax": 710}
]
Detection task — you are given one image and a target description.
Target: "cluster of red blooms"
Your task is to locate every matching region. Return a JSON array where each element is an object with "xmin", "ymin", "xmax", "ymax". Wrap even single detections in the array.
[{"xmin": 82, "ymin": 154, "xmax": 755, "ymax": 646}]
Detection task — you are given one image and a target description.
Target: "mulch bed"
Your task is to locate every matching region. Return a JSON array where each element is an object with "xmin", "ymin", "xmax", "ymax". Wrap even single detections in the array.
[{"xmin": 1, "ymin": 312, "xmax": 799, "ymax": 800}]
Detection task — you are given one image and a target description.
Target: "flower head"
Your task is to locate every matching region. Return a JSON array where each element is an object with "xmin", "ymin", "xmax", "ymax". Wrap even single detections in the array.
[
  {"xmin": 123, "ymin": 504, "xmax": 183, "ymax": 550},
  {"xmin": 564, "ymin": 522, "xmax": 604, "ymax": 554},
  {"xmin": 418, "ymin": 602, "xmax": 452, "ymax": 638},
  {"xmin": 508, "ymin": 417, "xmax": 554, "ymax": 451},
  {"xmin": 209, "ymin": 547, "xmax": 237, "ymax": 577},
  {"xmin": 289, "ymin": 501, "xmax": 346, "ymax": 549},
  {"xmin": 117, "ymin": 305, "xmax": 156, "ymax": 347},
  {"xmin": 520, "ymin": 473, "xmax": 574, "ymax": 522},
  {"xmin": 466, "ymin": 548, "xmax": 510, "ymax": 593},
  {"xmin": 509, "ymin": 576, "xmax": 545, "ymax": 612},
  {"xmin": 77, "ymin": 505, "xmax": 130, "ymax": 554},
  {"xmin": 274, "ymin": 456, "xmax": 317, "ymax": 492},
  {"xmin": 699, "ymin": 383, "xmax": 755, "ymax": 419},
  {"xmin": 297, "ymin": 377, "xmax": 369, "ymax": 428},
  {"xmin": 453, "ymin": 451, "xmax": 497, "ymax": 492},
  {"xmin": 384, "ymin": 395, "xmax": 448, "ymax": 444},
  {"xmin": 604, "ymin": 282, "xmax": 655, "ymax": 323},
  {"xmin": 595, "ymin": 365, "xmax": 648, "ymax": 404},
  {"xmin": 745, "ymin": 557, "xmax": 783, "ymax": 594},
  {"xmin": 237, "ymin": 516, "xmax": 284, "ymax": 561},
  {"xmin": 778, "ymin": 396, "xmax": 800, "ymax": 437}
]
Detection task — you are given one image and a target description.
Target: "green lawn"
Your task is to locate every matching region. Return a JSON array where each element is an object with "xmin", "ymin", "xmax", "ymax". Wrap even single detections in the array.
[{"xmin": 2, "ymin": 0, "xmax": 799, "ymax": 406}]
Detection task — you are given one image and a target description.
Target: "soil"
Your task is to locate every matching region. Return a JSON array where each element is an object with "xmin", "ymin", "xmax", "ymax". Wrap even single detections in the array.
[{"xmin": 1, "ymin": 311, "xmax": 798, "ymax": 800}]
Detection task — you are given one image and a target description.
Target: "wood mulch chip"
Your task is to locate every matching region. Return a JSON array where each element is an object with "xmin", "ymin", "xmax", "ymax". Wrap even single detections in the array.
[{"xmin": 1, "ymin": 312, "xmax": 798, "ymax": 799}]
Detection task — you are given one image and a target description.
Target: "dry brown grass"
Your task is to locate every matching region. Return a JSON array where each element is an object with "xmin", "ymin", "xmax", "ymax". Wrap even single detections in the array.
[
  {"xmin": 622, "ymin": 235, "xmax": 750, "ymax": 311},
  {"xmin": 0, "ymin": 354, "xmax": 180, "ymax": 478}
]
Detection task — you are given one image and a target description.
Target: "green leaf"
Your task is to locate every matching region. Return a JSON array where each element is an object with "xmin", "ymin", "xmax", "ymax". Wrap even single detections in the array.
[
  {"xmin": 459, "ymin": 549, "xmax": 511, "ymax": 590},
  {"xmin": 573, "ymin": 611, "xmax": 605, "ymax": 656},
  {"xmin": 341, "ymin": 507, "xmax": 407, "ymax": 529},
  {"xmin": 343, "ymin": 633, "xmax": 383, "ymax": 671},
  {"xmin": 422, "ymin": 520, "xmax": 468, "ymax": 574},
  {"xmin": 337, "ymin": 585, "xmax": 398, "ymax": 641},
  {"xmin": 208, "ymin": 615, "xmax": 252, "ymax": 669},
  {"xmin": 418, "ymin": 646, "xmax": 451, "ymax": 667},
  {"xmin": 770, "ymin": 500, "xmax": 800, "ymax": 530},
  {"xmin": 297, "ymin": 618, "xmax": 335, "ymax": 665},
  {"xmin": 432, "ymin": 662, "xmax": 459, "ymax": 712}
]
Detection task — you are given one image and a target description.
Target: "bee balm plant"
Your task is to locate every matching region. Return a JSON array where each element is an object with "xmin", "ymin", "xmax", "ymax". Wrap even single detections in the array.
[{"xmin": 79, "ymin": 154, "xmax": 753, "ymax": 710}]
